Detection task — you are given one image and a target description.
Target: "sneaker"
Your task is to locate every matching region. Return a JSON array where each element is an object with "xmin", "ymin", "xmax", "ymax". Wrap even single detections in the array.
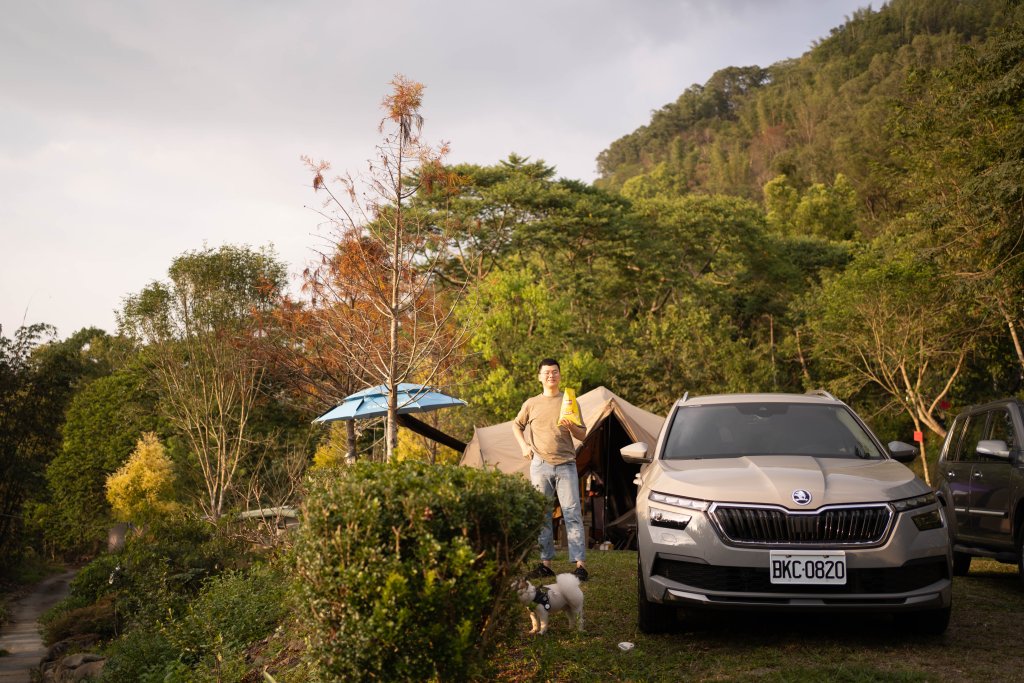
[
  {"xmin": 571, "ymin": 565, "xmax": 589, "ymax": 582},
  {"xmin": 527, "ymin": 563, "xmax": 555, "ymax": 579}
]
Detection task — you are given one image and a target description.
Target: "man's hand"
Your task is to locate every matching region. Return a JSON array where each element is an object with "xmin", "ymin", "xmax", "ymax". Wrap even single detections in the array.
[
  {"xmin": 559, "ymin": 418, "xmax": 585, "ymax": 439},
  {"xmin": 522, "ymin": 446, "xmax": 533, "ymax": 459}
]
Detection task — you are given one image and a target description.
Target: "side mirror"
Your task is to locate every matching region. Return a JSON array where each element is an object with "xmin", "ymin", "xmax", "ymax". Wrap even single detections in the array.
[
  {"xmin": 620, "ymin": 441, "xmax": 651, "ymax": 465},
  {"xmin": 888, "ymin": 441, "xmax": 918, "ymax": 464},
  {"xmin": 976, "ymin": 439, "xmax": 1011, "ymax": 460}
]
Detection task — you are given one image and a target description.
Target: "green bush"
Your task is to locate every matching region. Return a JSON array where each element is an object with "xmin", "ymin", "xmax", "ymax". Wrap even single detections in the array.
[
  {"xmin": 42, "ymin": 595, "xmax": 117, "ymax": 643},
  {"xmin": 61, "ymin": 554, "xmax": 121, "ymax": 611},
  {"xmin": 293, "ymin": 461, "xmax": 545, "ymax": 682},
  {"xmin": 108, "ymin": 516, "xmax": 249, "ymax": 626},
  {"xmin": 98, "ymin": 626, "xmax": 178, "ymax": 683},
  {"xmin": 164, "ymin": 563, "xmax": 289, "ymax": 673},
  {"xmin": 40, "ymin": 555, "xmax": 121, "ymax": 644},
  {"xmin": 42, "ymin": 515, "xmax": 250, "ymax": 646},
  {"xmin": 99, "ymin": 563, "xmax": 288, "ymax": 683}
]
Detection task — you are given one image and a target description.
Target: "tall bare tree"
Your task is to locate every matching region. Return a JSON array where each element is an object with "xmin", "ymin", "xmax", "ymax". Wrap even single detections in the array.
[
  {"xmin": 302, "ymin": 76, "xmax": 464, "ymax": 461},
  {"xmin": 119, "ymin": 245, "xmax": 286, "ymax": 520},
  {"xmin": 803, "ymin": 245, "xmax": 983, "ymax": 485},
  {"xmin": 266, "ymin": 238, "xmax": 378, "ymax": 460}
]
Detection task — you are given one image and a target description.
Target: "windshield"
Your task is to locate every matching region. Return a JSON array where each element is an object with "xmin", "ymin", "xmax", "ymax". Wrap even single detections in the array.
[{"xmin": 662, "ymin": 402, "xmax": 886, "ymax": 460}]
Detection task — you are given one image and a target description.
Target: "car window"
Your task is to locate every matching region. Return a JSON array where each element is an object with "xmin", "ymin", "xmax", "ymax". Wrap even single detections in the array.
[
  {"xmin": 987, "ymin": 408, "xmax": 1017, "ymax": 452},
  {"xmin": 959, "ymin": 412, "xmax": 989, "ymax": 463},
  {"xmin": 939, "ymin": 416, "xmax": 966, "ymax": 462},
  {"xmin": 662, "ymin": 403, "xmax": 885, "ymax": 460}
]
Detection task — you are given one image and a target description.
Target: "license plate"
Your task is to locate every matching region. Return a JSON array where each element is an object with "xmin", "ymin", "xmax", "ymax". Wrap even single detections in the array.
[{"xmin": 770, "ymin": 550, "xmax": 847, "ymax": 585}]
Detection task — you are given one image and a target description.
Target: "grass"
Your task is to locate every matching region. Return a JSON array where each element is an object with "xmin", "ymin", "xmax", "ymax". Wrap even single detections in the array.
[{"xmin": 489, "ymin": 550, "xmax": 1023, "ymax": 682}]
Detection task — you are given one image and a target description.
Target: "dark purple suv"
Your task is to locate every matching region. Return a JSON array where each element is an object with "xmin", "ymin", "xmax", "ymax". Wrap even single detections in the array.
[{"xmin": 935, "ymin": 398, "xmax": 1024, "ymax": 580}]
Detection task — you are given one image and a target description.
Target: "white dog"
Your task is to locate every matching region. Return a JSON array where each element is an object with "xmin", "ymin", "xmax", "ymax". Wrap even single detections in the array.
[{"xmin": 514, "ymin": 573, "xmax": 585, "ymax": 635}]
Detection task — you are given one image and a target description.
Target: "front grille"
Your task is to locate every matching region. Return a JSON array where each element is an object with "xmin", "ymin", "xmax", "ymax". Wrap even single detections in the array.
[
  {"xmin": 651, "ymin": 556, "xmax": 949, "ymax": 595},
  {"xmin": 711, "ymin": 504, "xmax": 893, "ymax": 546}
]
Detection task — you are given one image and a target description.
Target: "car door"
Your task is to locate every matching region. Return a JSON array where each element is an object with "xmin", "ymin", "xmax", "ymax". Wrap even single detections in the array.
[
  {"xmin": 969, "ymin": 407, "xmax": 1017, "ymax": 547},
  {"xmin": 941, "ymin": 413, "xmax": 976, "ymax": 540}
]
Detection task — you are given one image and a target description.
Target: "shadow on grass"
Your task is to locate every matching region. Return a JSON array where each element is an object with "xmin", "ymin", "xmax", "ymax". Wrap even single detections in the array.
[
  {"xmin": 665, "ymin": 609, "xmax": 934, "ymax": 641},
  {"xmin": 490, "ymin": 552, "xmax": 1023, "ymax": 682}
]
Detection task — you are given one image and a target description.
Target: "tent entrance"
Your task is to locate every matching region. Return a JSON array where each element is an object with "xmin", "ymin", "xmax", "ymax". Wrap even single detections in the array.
[
  {"xmin": 576, "ymin": 413, "xmax": 641, "ymax": 549},
  {"xmin": 458, "ymin": 386, "xmax": 664, "ymax": 551}
]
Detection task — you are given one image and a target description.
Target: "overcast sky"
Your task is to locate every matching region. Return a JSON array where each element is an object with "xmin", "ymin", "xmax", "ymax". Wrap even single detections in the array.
[{"xmin": 1, "ymin": 0, "xmax": 871, "ymax": 339}]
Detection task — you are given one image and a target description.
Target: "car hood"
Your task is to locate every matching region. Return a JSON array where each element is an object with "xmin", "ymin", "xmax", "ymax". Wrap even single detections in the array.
[{"xmin": 646, "ymin": 455, "xmax": 927, "ymax": 509}]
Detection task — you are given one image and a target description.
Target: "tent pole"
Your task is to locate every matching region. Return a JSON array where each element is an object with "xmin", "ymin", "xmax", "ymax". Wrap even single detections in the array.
[{"xmin": 395, "ymin": 413, "xmax": 467, "ymax": 453}]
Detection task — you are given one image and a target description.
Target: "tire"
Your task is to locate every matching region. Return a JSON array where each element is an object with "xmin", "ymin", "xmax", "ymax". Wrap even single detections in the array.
[
  {"xmin": 637, "ymin": 556, "xmax": 675, "ymax": 633},
  {"xmin": 897, "ymin": 605, "xmax": 951, "ymax": 636},
  {"xmin": 952, "ymin": 551, "xmax": 972, "ymax": 577}
]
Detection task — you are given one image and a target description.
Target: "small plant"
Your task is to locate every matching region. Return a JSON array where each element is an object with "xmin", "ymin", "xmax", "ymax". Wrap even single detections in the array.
[{"xmin": 293, "ymin": 461, "xmax": 545, "ymax": 682}]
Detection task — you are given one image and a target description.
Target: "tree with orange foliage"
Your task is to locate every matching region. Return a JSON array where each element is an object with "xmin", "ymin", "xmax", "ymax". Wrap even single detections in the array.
[{"xmin": 301, "ymin": 76, "xmax": 465, "ymax": 462}]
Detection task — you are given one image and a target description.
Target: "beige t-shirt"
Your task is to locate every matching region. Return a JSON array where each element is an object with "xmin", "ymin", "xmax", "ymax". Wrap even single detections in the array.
[{"xmin": 514, "ymin": 392, "xmax": 585, "ymax": 465}]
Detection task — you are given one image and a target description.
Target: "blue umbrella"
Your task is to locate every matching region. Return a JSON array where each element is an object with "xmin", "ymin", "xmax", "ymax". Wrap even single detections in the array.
[{"xmin": 313, "ymin": 383, "xmax": 466, "ymax": 423}]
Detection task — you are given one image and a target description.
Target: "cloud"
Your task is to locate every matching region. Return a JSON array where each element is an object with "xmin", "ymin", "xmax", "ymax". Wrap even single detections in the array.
[{"xmin": 0, "ymin": 0, "xmax": 870, "ymax": 337}]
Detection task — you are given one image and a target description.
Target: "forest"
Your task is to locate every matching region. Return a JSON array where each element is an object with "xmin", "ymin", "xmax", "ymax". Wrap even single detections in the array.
[{"xmin": 1, "ymin": 0, "xmax": 1022, "ymax": 679}]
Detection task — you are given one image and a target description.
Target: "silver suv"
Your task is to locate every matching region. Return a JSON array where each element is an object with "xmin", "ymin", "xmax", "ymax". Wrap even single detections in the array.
[
  {"xmin": 935, "ymin": 398, "xmax": 1024, "ymax": 580},
  {"xmin": 622, "ymin": 392, "xmax": 952, "ymax": 634}
]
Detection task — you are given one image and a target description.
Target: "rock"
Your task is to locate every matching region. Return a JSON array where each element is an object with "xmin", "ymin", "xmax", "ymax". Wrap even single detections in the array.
[
  {"xmin": 70, "ymin": 659, "xmax": 105, "ymax": 681},
  {"xmin": 41, "ymin": 633, "xmax": 100, "ymax": 665},
  {"xmin": 59, "ymin": 652, "xmax": 103, "ymax": 668},
  {"xmin": 39, "ymin": 650, "xmax": 106, "ymax": 682}
]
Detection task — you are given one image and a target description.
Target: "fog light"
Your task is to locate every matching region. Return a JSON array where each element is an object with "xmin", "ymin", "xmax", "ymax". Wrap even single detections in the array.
[{"xmin": 912, "ymin": 509, "xmax": 943, "ymax": 531}]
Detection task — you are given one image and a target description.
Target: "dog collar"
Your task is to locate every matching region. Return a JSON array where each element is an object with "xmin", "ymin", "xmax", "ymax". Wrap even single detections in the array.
[{"xmin": 532, "ymin": 586, "xmax": 551, "ymax": 611}]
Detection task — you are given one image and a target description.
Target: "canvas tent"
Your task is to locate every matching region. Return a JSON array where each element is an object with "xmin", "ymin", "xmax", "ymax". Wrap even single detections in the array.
[{"xmin": 459, "ymin": 386, "xmax": 665, "ymax": 548}]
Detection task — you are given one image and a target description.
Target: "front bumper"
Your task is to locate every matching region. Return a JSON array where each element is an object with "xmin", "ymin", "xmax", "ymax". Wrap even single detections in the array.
[{"xmin": 638, "ymin": 501, "xmax": 953, "ymax": 612}]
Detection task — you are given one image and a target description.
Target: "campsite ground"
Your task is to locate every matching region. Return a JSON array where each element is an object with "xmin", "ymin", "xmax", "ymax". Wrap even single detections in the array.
[{"xmin": 492, "ymin": 550, "xmax": 1022, "ymax": 682}]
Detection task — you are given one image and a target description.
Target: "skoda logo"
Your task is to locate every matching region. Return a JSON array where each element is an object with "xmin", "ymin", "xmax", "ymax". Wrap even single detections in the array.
[{"xmin": 792, "ymin": 489, "xmax": 812, "ymax": 506}]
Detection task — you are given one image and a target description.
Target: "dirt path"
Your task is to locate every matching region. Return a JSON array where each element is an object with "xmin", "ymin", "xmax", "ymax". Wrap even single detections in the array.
[{"xmin": 0, "ymin": 570, "xmax": 76, "ymax": 683}]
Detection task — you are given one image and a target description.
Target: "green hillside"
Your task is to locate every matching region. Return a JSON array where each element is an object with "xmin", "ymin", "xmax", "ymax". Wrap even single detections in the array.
[{"xmin": 595, "ymin": 0, "xmax": 1015, "ymax": 228}]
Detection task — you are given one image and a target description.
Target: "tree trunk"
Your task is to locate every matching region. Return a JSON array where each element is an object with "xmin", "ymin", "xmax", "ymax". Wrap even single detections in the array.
[
  {"xmin": 346, "ymin": 420, "xmax": 357, "ymax": 462},
  {"xmin": 906, "ymin": 415, "xmax": 932, "ymax": 487},
  {"xmin": 998, "ymin": 298, "xmax": 1024, "ymax": 374}
]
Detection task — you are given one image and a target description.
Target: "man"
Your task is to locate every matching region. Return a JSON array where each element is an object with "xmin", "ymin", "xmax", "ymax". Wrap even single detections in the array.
[{"xmin": 512, "ymin": 358, "xmax": 589, "ymax": 581}]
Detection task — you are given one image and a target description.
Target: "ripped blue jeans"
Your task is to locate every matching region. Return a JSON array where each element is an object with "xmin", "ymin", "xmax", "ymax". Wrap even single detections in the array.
[{"xmin": 530, "ymin": 458, "xmax": 585, "ymax": 564}]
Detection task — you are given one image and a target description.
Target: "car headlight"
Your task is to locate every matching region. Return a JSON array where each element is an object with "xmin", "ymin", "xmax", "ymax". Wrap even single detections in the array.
[
  {"xmin": 890, "ymin": 492, "xmax": 937, "ymax": 513},
  {"xmin": 890, "ymin": 492, "xmax": 944, "ymax": 530},
  {"xmin": 649, "ymin": 507, "xmax": 693, "ymax": 530},
  {"xmin": 648, "ymin": 491, "xmax": 710, "ymax": 512},
  {"xmin": 647, "ymin": 492, "xmax": 708, "ymax": 531}
]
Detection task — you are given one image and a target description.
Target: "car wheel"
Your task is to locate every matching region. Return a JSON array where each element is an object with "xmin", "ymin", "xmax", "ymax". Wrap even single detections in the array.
[
  {"xmin": 897, "ymin": 605, "xmax": 951, "ymax": 636},
  {"xmin": 637, "ymin": 556, "xmax": 674, "ymax": 633},
  {"xmin": 952, "ymin": 551, "xmax": 972, "ymax": 576}
]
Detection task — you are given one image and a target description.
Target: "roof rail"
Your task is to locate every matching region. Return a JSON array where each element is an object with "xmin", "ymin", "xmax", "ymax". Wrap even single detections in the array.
[{"xmin": 807, "ymin": 389, "xmax": 838, "ymax": 401}]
